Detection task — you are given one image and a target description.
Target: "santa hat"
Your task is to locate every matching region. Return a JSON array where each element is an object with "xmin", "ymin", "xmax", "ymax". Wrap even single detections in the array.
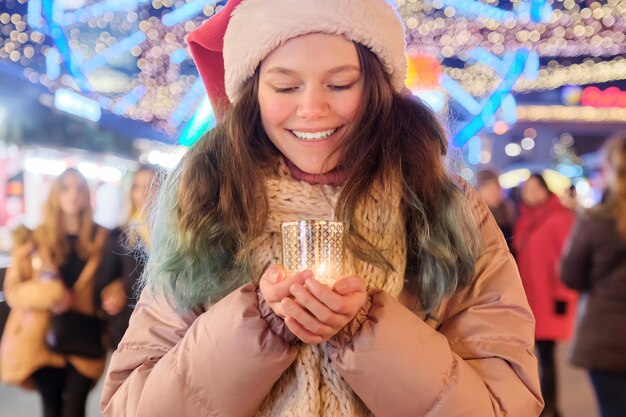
[{"xmin": 187, "ymin": 0, "xmax": 407, "ymax": 120}]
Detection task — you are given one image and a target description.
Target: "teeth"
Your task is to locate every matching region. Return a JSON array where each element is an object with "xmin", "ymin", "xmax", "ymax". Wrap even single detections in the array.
[{"xmin": 291, "ymin": 128, "xmax": 337, "ymax": 141}]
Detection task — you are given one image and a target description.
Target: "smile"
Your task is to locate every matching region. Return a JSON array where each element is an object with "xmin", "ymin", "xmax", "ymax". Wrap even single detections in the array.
[{"xmin": 290, "ymin": 128, "xmax": 338, "ymax": 141}]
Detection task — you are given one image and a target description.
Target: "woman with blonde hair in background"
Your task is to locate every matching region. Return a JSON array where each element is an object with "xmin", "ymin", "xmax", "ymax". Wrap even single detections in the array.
[
  {"xmin": 0, "ymin": 168, "xmax": 108, "ymax": 417},
  {"xmin": 561, "ymin": 133, "xmax": 626, "ymax": 417},
  {"xmin": 95, "ymin": 165, "xmax": 162, "ymax": 349}
]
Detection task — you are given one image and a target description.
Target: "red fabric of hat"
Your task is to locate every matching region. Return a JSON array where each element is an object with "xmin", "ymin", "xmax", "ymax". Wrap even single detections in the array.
[{"xmin": 187, "ymin": 0, "xmax": 244, "ymax": 121}]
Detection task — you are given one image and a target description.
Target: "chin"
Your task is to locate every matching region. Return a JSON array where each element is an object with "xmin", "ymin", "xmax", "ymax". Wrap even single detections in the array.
[
  {"xmin": 299, "ymin": 163, "xmax": 333, "ymax": 175},
  {"xmin": 301, "ymin": 157, "xmax": 340, "ymax": 174}
]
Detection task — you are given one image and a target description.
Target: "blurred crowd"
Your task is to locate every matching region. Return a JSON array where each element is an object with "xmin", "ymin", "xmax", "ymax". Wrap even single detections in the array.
[
  {"xmin": 476, "ymin": 133, "xmax": 626, "ymax": 417},
  {"xmin": 0, "ymin": 165, "xmax": 161, "ymax": 417},
  {"xmin": 0, "ymin": 133, "xmax": 625, "ymax": 417}
]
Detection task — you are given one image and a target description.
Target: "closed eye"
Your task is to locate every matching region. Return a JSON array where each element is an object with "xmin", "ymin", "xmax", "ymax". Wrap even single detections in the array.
[
  {"xmin": 329, "ymin": 84, "xmax": 354, "ymax": 91},
  {"xmin": 274, "ymin": 86, "xmax": 299, "ymax": 94}
]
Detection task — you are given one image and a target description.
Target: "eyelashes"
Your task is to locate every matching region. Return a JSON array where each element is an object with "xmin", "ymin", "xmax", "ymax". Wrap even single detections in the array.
[{"xmin": 272, "ymin": 83, "xmax": 355, "ymax": 94}]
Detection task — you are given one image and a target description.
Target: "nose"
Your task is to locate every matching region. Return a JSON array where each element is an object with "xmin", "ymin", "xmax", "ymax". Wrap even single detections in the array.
[{"xmin": 296, "ymin": 86, "xmax": 329, "ymax": 120}]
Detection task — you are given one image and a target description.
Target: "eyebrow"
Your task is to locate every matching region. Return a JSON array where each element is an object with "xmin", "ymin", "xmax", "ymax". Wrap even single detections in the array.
[{"xmin": 264, "ymin": 64, "xmax": 360, "ymax": 76}]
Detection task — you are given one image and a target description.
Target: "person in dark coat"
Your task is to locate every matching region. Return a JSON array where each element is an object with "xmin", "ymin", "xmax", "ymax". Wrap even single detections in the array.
[
  {"xmin": 475, "ymin": 169, "xmax": 517, "ymax": 255},
  {"xmin": 513, "ymin": 173, "xmax": 577, "ymax": 417},
  {"xmin": 95, "ymin": 165, "xmax": 162, "ymax": 349},
  {"xmin": 561, "ymin": 133, "xmax": 626, "ymax": 417}
]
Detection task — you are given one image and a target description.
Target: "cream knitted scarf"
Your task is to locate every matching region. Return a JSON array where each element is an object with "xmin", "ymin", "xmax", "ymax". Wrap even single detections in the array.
[{"xmin": 249, "ymin": 161, "xmax": 407, "ymax": 417}]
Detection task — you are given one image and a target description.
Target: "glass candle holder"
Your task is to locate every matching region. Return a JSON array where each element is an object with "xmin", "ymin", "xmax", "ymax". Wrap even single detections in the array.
[{"xmin": 280, "ymin": 220, "xmax": 345, "ymax": 286}]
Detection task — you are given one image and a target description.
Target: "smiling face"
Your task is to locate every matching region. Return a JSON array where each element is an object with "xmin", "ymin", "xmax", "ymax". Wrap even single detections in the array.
[{"xmin": 257, "ymin": 33, "xmax": 364, "ymax": 174}]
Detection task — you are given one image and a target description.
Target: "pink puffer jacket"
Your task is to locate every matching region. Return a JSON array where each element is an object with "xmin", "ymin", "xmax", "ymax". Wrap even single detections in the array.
[{"xmin": 100, "ymin": 188, "xmax": 543, "ymax": 417}]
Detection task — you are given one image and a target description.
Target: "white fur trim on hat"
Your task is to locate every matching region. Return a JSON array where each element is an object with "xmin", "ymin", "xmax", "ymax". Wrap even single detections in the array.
[{"xmin": 223, "ymin": 0, "xmax": 407, "ymax": 103}]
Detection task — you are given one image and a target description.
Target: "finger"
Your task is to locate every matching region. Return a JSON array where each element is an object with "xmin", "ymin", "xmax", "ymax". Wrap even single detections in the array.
[
  {"xmin": 284, "ymin": 316, "xmax": 324, "ymax": 344},
  {"xmin": 260, "ymin": 264, "xmax": 286, "ymax": 284},
  {"xmin": 281, "ymin": 298, "xmax": 333, "ymax": 338},
  {"xmin": 262, "ymin": 270, "xmax": 312, "ymax": 302},
  {"xmin": 333, "ymin": 276, "xmax": 367, "ymax": 296},
  {"xmin": 304, "ymin": 278, "xmax": 353, "ymax": 315},
  {"xmin": 290, "ymin": 283, "xmax": 343, "ymax": 327}
]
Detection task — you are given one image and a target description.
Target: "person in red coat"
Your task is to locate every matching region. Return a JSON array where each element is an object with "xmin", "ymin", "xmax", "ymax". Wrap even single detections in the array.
[{"xmin": 513, "ymin": 173, "xmax": 577, "ymax": 417}]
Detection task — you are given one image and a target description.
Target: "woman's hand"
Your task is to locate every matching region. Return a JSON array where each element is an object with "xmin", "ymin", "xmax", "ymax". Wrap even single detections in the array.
[
  {"xmin": 101, "ymin": 280, "xmax": 126, "ymax": 316},
  {"xmin": 282, "ymin": 275, "xmax": 367, "ymax": 344},
  {"xmin": 259, "ymin": 264, "xmax": 311, "ymax": 319}
]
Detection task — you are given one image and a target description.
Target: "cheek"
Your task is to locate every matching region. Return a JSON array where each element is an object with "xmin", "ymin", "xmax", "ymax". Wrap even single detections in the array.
[
  {"xmin": 335, "ymin": 92, "xmax": 362, "ymax": 120},
  {"xmin": 258, "ymin": 92, "xmax": 291, "ymax": 127}
]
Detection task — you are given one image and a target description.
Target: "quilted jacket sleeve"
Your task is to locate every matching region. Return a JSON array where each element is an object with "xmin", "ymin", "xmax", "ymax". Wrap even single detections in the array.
[
  {"xmin": 100, "ymin": 282, "xmax": 300, "ymax": 417},
  {"xmin": 3, "ymin": 245, "xmax": 65, "ymax": 311},
  {"xmin": 328, "ymin": 186, "xmax": 543, "ymax": 417}
]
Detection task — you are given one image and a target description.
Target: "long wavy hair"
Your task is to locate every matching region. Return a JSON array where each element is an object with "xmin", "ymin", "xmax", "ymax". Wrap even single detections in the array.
[
  {"xmin": 34, "ymin": 168, "xmax": 96, "ymax": 265},
  {"xmin": 589, "ymin": 133, "xmax": 626, "ymax": 240},
  {"xmin": 145, "ymin": 43, "xmax": 481, "ymax": 315},
  {"xmin": 126, "ymin": 164, "xmax": 164, "ymax": 248}
]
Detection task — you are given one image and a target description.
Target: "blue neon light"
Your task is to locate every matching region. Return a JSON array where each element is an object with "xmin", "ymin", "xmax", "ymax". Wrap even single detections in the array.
[
  {"xmin": 42, "ymin": 0, "xmax": 92, "ymax": 92},
  {"xmin": 82, "ymin": 32, "xmax": 147, "ymax": 73},
  {"xmin": 27, "ymin": 0, "xmax": 44, "ymax": 28},
  {"xmin": 530, "ymin": 0, "xmax": 551, "ymax": 23},
  {"xmin": 170, "ymin": 48, "xmax": 188, "ymax": 65},
  {"xmin": 453, "ymin": 49, "xmax": 529, "ymax": 147},
  {"xmin": 440, "ymin": 74, "xmax": 481, "ymax": 115},
  {"xmin": 179, "ymin": 97, "xmax": 216, "ymax": 146},
  {"xmin": 516, "ymin": 0, "xmax": 552, "ymax": 23},
  {"xmin": 59, "ymin": 0, "xmax": 152, "ymax": 25},
  {"xmin": 501, "ymin": 94, "xmax": 517, "ymax": 124},
  {"xmin": 467, "ymin": 136, "xmax": 482, "ymax": 165},
  {"xmin": 46, "ymin": 48, "xmax": 61, "ymax": 80},
  {"xmin": 442, "ymin": 0, "xmax": 515, "ymax": 23},
  {"xmin": 163, "ymin": 0, "xmax": 218, "ymax": 27},
  {"xmin": 55, "ymin": 88, "xmax": 101, "ymax": 122},
  {"xmin": 469, "ymin": 47, "xmax": 508, "ymax": 75},
  {"xmin": 169, "ymin": 78, "xmax": 206, "ymax": 128},
  {"xmin": 113, "ymin": 85, "xmax": 147, "ymax": 115},
  {"xmin": 524, "ymin": 51, "xmax": 539, "ymax": 80}
]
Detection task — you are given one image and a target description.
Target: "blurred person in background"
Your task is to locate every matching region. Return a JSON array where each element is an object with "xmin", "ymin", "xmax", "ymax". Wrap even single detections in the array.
[
  {"xmin": 0, "ymin": 168, "xmax": 108, "ymax": 417},
  {"xmin": 513, "ymin": 173, "xmax": 577, "ymax": 417},
  {"xmin": 560, "ymin": 185, "xmax": 579, "ymax": 211},
  {"xmin": 560, "ymin": 133, "xmax": 626, "ymax": 417},
  {"xmin": 475, "ymin": 169, "xmax": 517, "ymax": 254},
  {"xmin": 95, "ymin": 165, "xmax": 162, "ymax": 349}
]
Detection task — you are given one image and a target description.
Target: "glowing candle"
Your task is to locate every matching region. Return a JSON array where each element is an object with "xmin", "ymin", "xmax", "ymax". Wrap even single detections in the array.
[{"xmin": 281, "ymin": 220, "xmax": 344, "ymax": 286}]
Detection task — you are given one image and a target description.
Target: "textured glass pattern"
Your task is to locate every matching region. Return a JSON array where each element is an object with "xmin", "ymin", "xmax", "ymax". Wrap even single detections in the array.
[{"xmin": 280, "ymin": 220, "xmax": 345, "ymax": 286}]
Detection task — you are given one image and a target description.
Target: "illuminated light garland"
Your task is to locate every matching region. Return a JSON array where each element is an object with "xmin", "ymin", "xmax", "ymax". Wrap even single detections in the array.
[
  {"xmin": 445, "ymin": 57, "xmax": 626, "ymax": 96},
  {"xmin": 1, "ymin": 0, "xmax": 624, "ymax": 138},
  {"xmin": 400, "ymin": 3, "xmax": 626, "ymax": 59},
  {"xmin": 517, "ymin": 105, "xmax": 626, "ymax": 123}
]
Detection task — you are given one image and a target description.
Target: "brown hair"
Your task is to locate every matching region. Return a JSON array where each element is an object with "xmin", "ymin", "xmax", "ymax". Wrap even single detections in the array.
[
  {"xmin": 34, "ymin": 168, "xmax": 96, "ymax": 265},
  {"xmin": 151, "ymin": 44, "xmax": 479, "ymax": 313}
]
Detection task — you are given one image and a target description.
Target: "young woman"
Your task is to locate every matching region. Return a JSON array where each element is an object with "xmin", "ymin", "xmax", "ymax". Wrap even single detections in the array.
[
  {"xmin": 95, "ymin": 165, "xmax": 162, "ymax": 349},
  {"xmin": 561, "ymin": 134, "xmax": 626, "ymax": 417},
  {"xmin": 513, "ymin": 174, "xmax": 577, "ymax": 417},
  {"xmin": 1, "ymin": 168, "xmax": 108, "ymax": 417},
  {"xmin": 101, "ymin": 1, "xmax": 542, "ymax": 416}
]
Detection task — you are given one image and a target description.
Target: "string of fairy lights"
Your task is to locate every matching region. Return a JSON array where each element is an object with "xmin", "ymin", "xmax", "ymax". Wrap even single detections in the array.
[
  {"xmin": 0, "ymin": 0, "xmax": 625, "ymax": 138},
  {"xmin": 400, "ymin": 0, "xmax": 625, "ymax": 59},
  {"xmin": 447, "ymin": 56, "xmax": 626, "ymax": 96}
]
